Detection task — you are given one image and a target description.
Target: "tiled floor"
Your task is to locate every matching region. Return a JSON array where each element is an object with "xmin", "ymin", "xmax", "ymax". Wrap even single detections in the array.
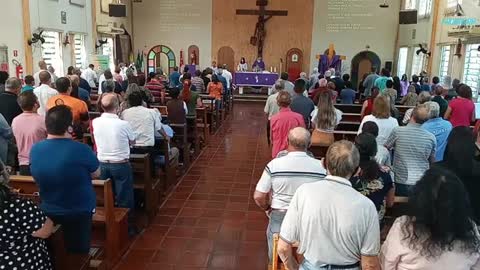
[{"xmin": 115, "ymin": 102, "xmax": 272, "ymax": 270}]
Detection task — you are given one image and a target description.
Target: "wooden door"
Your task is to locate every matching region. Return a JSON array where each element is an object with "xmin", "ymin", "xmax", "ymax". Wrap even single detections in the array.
[
  {"xmin": 217, "ymin": 46, "xmax": 235, "ymax": 72},
  {"xmin": 358, "ymin": 59, "xmax": 372, "ymax": 89},
  {"xmin": 286, "ymin": 48, "xmax": 303, "ymax": 81}
]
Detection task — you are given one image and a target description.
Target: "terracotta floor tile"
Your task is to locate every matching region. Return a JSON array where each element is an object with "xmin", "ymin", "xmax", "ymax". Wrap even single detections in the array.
[{"xmin": 208, "ymin": 254, "xmax": 237, "ymax": 269}]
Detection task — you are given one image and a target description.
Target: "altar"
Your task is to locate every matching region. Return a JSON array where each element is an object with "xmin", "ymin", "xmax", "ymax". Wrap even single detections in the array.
[{"xmin": 234, "ymin": 72, "xmax": 279, "ymax": 94}]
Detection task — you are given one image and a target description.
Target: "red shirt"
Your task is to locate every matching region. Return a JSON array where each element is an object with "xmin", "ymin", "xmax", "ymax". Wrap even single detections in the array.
[
  {"xmin": 270, "ymin": 107, "xmax": 306, "ymax": 158},
  {"xmin": 449, "ymin": 97, "xmax": 474, "ymax": 127}
]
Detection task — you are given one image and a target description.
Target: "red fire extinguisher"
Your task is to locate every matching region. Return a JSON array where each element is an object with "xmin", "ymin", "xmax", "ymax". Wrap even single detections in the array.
[{"xmin": 12, "ymin": 59, "xmax": 23, "ymax": 80}]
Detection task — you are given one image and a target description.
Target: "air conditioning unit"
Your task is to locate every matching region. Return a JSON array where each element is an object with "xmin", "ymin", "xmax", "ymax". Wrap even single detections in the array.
[
  {"xmin": 96, "ymin": 24, "xmax": 125, "ymax": 35},
  {"xmin": 448, "ymin": 25, "xmax": 480, "ymax": 38}
]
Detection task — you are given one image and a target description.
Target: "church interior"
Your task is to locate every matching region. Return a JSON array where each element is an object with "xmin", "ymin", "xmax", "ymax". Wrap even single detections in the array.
[{"xmin": 0, "ymin": 0, "xmax": 480, "ymax": 269}]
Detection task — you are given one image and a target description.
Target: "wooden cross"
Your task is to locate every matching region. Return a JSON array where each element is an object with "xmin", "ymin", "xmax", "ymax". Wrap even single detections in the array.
[
  {"xmin": 316, "ymin": 43, "xmax": 347, "ymax": 61},
  {"xmin": 236, "ymin": 0, "xmax": 288, "ymax": 58}
]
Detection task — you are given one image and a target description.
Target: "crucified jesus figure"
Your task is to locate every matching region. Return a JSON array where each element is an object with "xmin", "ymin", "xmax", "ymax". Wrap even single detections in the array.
[{"xmin": 253, "ymin": 15, "xmax": 273, "ymax": 58}]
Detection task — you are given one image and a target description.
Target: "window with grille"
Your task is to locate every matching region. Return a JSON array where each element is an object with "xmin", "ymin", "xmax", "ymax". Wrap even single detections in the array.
[
  {"xmin": 411, "ymin": 47, "xmax": 425, "ymax": 77},
  {"xmin": 405, "ymin": 0, "xmax": 416, "ymax": 9},
  {"xmin": 439, "ymin": 45, "xmax": 451, "ymax": 84},
  {"xmin": 418, "ymin": 0, "xmax": 432, "ymax": 17},
  {"xmin": 447, "ymin": 0, "xmax": 462, "ymax": 8},
  {"xmin": 74, "ymin": 34, "xmax": 86, "ymax": 69},
  {"xmin": 98, "ymin": 36, "xmax": 115, "ymax": 71},
  {"xmin": 462, "ymin": 43, "xmax": 480, "ymax": 101},
  {"xmin": 41, "ymin": 31, "xmax": 63, "ymax": 75},
  {"xmin": 397, "ymin": 47, "xmax": 409, "ymax": 77}
]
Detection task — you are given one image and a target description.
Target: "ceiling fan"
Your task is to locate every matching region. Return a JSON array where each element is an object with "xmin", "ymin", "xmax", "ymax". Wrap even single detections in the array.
[
  {"xmin": 28, "ymin": 30, "xmax": 45, "ymax": 46},
  {"xmin": 416, "ymin": 44, "xmax": 431, "ymax": 57}
]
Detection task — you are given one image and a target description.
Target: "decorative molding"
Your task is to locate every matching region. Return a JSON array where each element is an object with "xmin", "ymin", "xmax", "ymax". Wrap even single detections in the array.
[{"xmin": 69, "ymin": 0, "xmax": 85, "ymax": 7}]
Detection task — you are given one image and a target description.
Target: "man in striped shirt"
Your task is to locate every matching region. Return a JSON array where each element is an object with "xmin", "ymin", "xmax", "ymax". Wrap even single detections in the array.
[
  {"xmin": 254, "ymin": 127, "xmax": 326, "ymax": 261},
  {"xmin": 385, "ymin": 104, "xmax": 436, "ymax": 196}
]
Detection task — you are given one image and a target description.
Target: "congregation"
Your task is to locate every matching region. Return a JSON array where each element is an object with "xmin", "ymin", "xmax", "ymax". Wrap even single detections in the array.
[{"xmin": 0, "ymin": 57, "xmax": 479, "ymax": 270}]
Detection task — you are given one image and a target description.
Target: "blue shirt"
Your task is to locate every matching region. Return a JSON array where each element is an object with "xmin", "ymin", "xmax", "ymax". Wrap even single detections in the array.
[
  {"xmin": 30, "ymin": 138, "xmax": 99, "ymax": 215},
  {"xmin": 422, "ymin": 117, "xmax": 453, "ymax": 162},
  {"xmin": 340, "ymin": 88, "xmax": 356, "ymax": 104},
  {"xmin": 169, "ymin": 72, "xmax": 181, "ymax": 88},
  {"xmin": 78, "ymin": 87, "xmax": 90, "ymax": 104},
  {"xmin": 217, "ymin": 75, "xmax": 228, "ymax": 92},
  {"xmin": 21, "ymin": 85, "xmax": 34, "ymax": 92}
]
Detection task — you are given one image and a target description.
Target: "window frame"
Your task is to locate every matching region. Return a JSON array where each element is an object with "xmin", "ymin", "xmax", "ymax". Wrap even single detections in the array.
[
  {"xmin": 397, "ymin": 47, "xmax": 409, "ymax": 77},
  {"xmin": 40, "ymin": 30, "xmax": 64, "ymax": 76},
  {"xmin": 462, "ymin": 43, "xmax": 480, "ymax": 101},
  {"xmin": 411, "ymin": 46, "xmax": 425, "ymax": 77},
  {"xmin": 418, "ymin": 0, "xmax": 433, "ymax": 18},
  {"xmin": 73, "ymin": 34, "xmax": 87, "ymax": 69},
  {"xmin": 438, "ymin": 45, "xmax": 452, "ymax": 84}
]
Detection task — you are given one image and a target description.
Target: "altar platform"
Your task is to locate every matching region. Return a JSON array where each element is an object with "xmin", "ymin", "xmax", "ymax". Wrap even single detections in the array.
[{"xmin": 234, "ymin": 71, "xmax": 279, "ymax": 95}]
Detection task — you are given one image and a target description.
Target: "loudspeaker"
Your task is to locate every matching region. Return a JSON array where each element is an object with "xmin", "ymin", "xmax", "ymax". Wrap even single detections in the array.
[
  {"xmin": 109, "ymin": 4, "xmax": 126, "ymax": 17},
  {"xmin": 399, "ymin": 10, "xmax": 418, "ymax": 24},
  {"xmin": 385, "ymin": 61, "xmax": 393, "ymax": 72}
]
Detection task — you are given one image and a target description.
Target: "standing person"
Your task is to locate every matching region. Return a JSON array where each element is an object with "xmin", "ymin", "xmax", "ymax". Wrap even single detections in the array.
[
  {"xmin": 145, "ymin": 72, "xmax": 165, "ymax": 104},
  {"xmin": 400, "ymin": 85, "xmax": 418, "ymax": 106},
  {"xmin": 211, "ymin": 61, "xmax": 218, "ymax": 73},
  {"xmin": 358, "ymin": 95, "xmax": 399, "ymax": 145},
  {"xmin": 191, "ymin": 70, "xmax": 206, "ymax": 93},
  {"xmin": 0, "ymin": 113, "xmax": 12, "ymax": 165},
  {"xmin": 431, "ymin": 85, "xmax": 448, "ymax": 118},
  {"xmin": 207, "ymin": 74, "xmax": 223, "ymax": 109},
  {"xmin": 237, "ymin": 57, "xmax": 248, "ymax": 71},
  {"xmin": 392, "ymin": 76, "xmax": 401, "ymax": 94},
  {"xmin": 385, "ymin": 105, "xmax": 436, "ymax": 196},
  {"xmin": 0, "ymin": 71, "xmax": 8, "ymax": 93},
  {"xmin": 270, "ymin": 91, "xmax": 305, "ymax": 158},
  {"xmin": 360, "ymin": 121, "xmax": 391, "ymax": 167},
  {"xmin": 30, "ymin": 105, "xmax": 100, "ymax": 254},
  {"xmin": 180, "ymin": 75, "xmax": 202, "ymax": 118},
  {"xmin": 446, "ymin": 78, "xmax": 460, "ymax": 100},
  {"xmin": 436, "ymin": 126, "xmax": 480, "ymax": 224},
  {"xmin": 444, "ymin": 84, "xmax": 475, "ymax": 127},
  {"xmin": 221, "ymin": 64, "xmax": 233, "ymax": 95},
  {"xmin": 264, "ymin": 81, "xmax": 284, "ymax": 145},
  {"xmin": 12, "ymin": 92, "xmax": 47, "ymax": 176},
  {"xmin": 309, "ymin": 68, "xmax": 320, "ymax": 91},
  {"xmin": 46, "ymin": 77, "xmax": 89, "ymax": 124},
  {"xmin": 363, "ymin": 66, "xmax": 380, "ymax": 97},
  {"xmin": 33, "ymin": 71, "xmax": 58, "ymax": 116},
  {"xmin": 48, "ymin": 66, "xmax": 58, "ymax": 83},
  {"xmin": 360, "ymin": 87, "xmax": 380, "ymax": 119},
  {"xmin": 380, "ymin": 167, "xmax": 480, "ymax": 269},
  {"xmin": 278, "ymin": 141, "xmax": 381, "ymax": 270},
  {"xmin": 279, "ymin": 72, "xmax": 295, "ymax": 97},
  {"xmin": 400, "ymin": 74, "xmax": 409, "ymax": 96},
  {"xmin": 0, "ymin": 183, "xmax": 55, "ymax": 270},
  {"xmin": 22, "ymin": 75, "xmax": 35, "ymax": 92},
  {"xmin": 352, "ymin": 133, "xmax": 395, "ymax": 223},
  {"xmin": 254, "ymin": 127, "xmax": 326, "ymax": 261},
  {"xmin": 70, "ymin": 75, "xmax": 91, "ymax": 106},
  {"xmin": 252, "ymin": 56, "xmax": 266, "ymax": 72},
  {"xmin": 374, "ymin": 68, "xmax": 392, "ymax": 92},
  {"xmin": 340, "ymin": 81, "xmax": 357, "ymax": 104},
  {"xmin": 74, "ymin": 68, "xmax": 91, "ymax": 93},
  {"xmin": 81, "ymin": 64, "xmax": 98, "ymax": 88},
  {"xmin": 0, "ymin": 77, "xmax": 23, "ymax": 124},
  {"xmin": 166, "ymin": 88, "xmax": 187, "ymax": 124},
  {"xmin": 402, "ymin": 91, "xmax": 432, "ymax": 124},
  {"xmin": 382, "ymin": 80, "xmax": 397, "ymax": 109},
  {"xmin": 93, "ymin": 94, "xmax": 137, "ymax": 235},
  {"xmin": 290, "ymin": 79, "xmax": 315, "ymax": 128},
  {"xmin": 169, "ymin": 67, "xmax": 181, "ymax": 89},
  {"xmin": 411, "ymin": 75, "xmax": 422, "ymax": 94},
  {"xmin": 33, "ymin": 60, "xmax": 49, "ymax": 87},
  {"xmin": 310, "ymin": 91, "xmax": 343, "ymax": 146},
  {"xmin": 358, "ymin": 73, "xmax": 368, "ymax": 97},
  {"xmin": 422, "ymin": 101, "xmax": 452, "ymax": 162}
]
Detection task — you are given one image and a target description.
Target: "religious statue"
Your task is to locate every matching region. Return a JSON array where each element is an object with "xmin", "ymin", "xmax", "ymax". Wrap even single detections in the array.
[
  {"xmin": 190, "ymin": 50, "xmax": 197, "ymax": 65},
  {"xmin": 252, "ymin": 16, "xmax": 272, "ymax": 58}
]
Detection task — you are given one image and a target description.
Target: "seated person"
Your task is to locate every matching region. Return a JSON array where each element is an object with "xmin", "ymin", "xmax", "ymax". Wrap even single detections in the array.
[
  {"xmin": 167, "ymin": 88, "xmax": 187, "ymax": 124},
  {"xmin": 12, "ymin": 92, "xmax": 47, "ymax": 176},
  {"xmin": 254, "ymin": 127, "xmax": 326, "ymax": 261},
  {"xmin": 380, "ymin": 167, "xmax": 480, "ymax": 269},
  {"xmin": 352, "ymin": 133, "xmax": 395, "ymax": 223},
  {"xmin": 0, "ymin": 183, "xmax": 55, "ymax": 270},
  {"xmin": 30, "ymin": 105, "xmax": 100, "ymax": 254},
  {"xmin": 207, "ymin": 75, "xmax": 223, "ymax": 109},
  {"xmin": 181, "ymin": 74, "xmax": 202, "ymax": 117}
]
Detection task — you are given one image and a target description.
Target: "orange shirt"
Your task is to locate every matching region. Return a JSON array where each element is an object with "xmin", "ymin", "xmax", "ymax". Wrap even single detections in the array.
[
  {"xmin": 46, "ymin": 94, "xmax": 89, "ymax": 122},
  {"xmin": 208, "ymin": 82, "xmax": 223, "ymax": 100}
]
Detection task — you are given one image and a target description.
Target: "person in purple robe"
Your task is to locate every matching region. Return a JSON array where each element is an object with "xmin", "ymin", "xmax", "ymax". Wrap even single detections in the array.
[{"xmin": 252, "ymin": 57, "xmax": 266, "ymax": 72}]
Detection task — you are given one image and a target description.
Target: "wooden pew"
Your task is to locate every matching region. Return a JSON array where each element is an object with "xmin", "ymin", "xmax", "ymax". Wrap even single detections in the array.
[
  {"xmin": 196, "ymin": 107, "xmax": 211, "ymax": 144},
  {"xmin": 151, "ymin": 105, "xmax": 168, "ymax": 116},
  {"xmin": 271, "ymin": 233, "xmax": 301, "ymax": 270},
  {"xmin": 309, "ymin": 145, "xmax": 329, "ymax": 159},
  {"xmin": 333, "ymin": 130, "xmax": 357, "ymax": 141},
  {"xmin": 342, "ymin": 113, "xmax": 361, "ymax": 122},
  {"xmin": 9, "ymin": 175, "xmax": 129, "ymax": 269},
  {"xmin": 170, "ymin": 123, "xmax": 193, "ymax": 171},
  {"xmin": 336, "ymin": 121, "xmax": 360, "ymax": 132},
  {"xmin": 130, "ymin": 153, "xmax": 162, "ymax": 222}
]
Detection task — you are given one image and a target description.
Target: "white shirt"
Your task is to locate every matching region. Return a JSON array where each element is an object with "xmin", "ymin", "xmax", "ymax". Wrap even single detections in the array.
[
  {"xmin": 358, "ymin": 115, "xmax": 399, "ymax": 145},
  {"xmin": 222, "ymin": 70, "xmax": 233, "ymax": 89},
  {"xmin": 33, "ymin": 69, "xmax": 52, "ymax": 87},
  {"xmin": 237, "ymin": 63, "xmax": 248, "ymax": 72},
  {"xmin": 256, "ymin": 151, "xmax": 326, "ymax": 209},
  {"xmin": 98, "ymin": 74, "xmax": 106, "ymax": 94},
  {"xmin": 92, "ymin": 113, "xmax": 136, "ymax": 161},
  {"xmin": 81, "ymin": 68, "xmax": 98, "ymax": 88},
  {"xmin": 33, "ymin": 84, "xmax": 58, "ymax": 116},
  {"xmin": 121, "ymin": 106, "xmax": 162, "ymax": 147},
  {"xmin": 280, "ymin": 175, "xmax": 380, "ymax": 268}
]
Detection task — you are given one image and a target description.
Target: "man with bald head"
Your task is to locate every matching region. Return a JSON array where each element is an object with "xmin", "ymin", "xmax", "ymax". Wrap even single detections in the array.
[
  {"xmin": 254, "ymin": 127, "xmax": 326, "ymax": 261},
  {"xmin": 33, "ymin": 71, "xmax": 58, "ymax": 116},
  {"xmin": 33, "ymin": 60, "xmax": 49, "ymax": 87},
  {"xmin": 385, "ymin": 104, "xmax": 436, "ymax": 196},
  {"xmin": 92, "ymin": 93, "xmax": 136, "ymax": 234}
]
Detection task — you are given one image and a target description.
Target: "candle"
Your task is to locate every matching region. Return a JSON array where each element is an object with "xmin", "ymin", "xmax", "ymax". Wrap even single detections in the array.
[
  {"xmin": 270, "ymin": 66, "xmax": 273, "ymax": 72},
  {"xmin": 274, "ymin": 67, "xmax": 277, "ymax": 73}
]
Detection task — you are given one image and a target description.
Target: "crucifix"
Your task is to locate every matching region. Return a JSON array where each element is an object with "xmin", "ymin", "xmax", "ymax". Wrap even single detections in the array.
[
  {"xmin": 236, "ymin": 0, "xmax": 288, "ymax": 58},
  {"xmin": 316, "ymin": 43, "xmax": 346, "ymax": 74}
]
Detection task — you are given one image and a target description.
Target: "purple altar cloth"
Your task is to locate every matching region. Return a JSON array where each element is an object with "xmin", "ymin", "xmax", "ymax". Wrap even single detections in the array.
[{"xmin": 234, "ymin": 72, "xmax": 279, "ymax": 87}]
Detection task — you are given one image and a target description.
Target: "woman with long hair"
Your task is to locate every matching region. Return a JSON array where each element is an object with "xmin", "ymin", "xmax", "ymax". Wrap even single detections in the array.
[
  {"xmin": 352, "ymin": 133, "xmax": 394, "ymax": 222},
  {"xmin": 402, "ymin": 91, "xmax": 431, "ymax": 124},
  {"xmin": 444, "ymin": 84, "xmax": 475, "ymax": 127},
  {"xmin": 436, "ymin": 126, "xmax": 480, "ymax": 223},
  {"xmin": 310, "ymin": 91, "xmax": 343, "ymax": 146},
  {"xmin": 400, "ymin": 84, "xmax": 418, "ymax": 106},
  {"xmin": 0, "ymin": 183, "xmax": 55, "ymax": 269},
  {"xmin": 237, "ymin": 57, "xmax": 248, "ymax": 72},
  {"xmin": 181, "ymin": 73, "xmax": 202, "ymax": 117},
  {"xmin": 392, "ymin": 76, "xmax": 401, "ymax": 95},
  {"xmin": 358, "ymin": 95, "xmax": 399, "ymax": 145},
  {"xmin": 380, "ymin": 167, "xmax": 480, "ymax": 269},
  {"xmin": 360, "ymin": 87, "xmax": 380, "ymax": 119},
  {"xmin": 207, "ymin": 74, "xmax": 224, "ymax": 110},
  {"xmin": 400, "ymin": 74, "xmax": 409, "ymax": 96}
]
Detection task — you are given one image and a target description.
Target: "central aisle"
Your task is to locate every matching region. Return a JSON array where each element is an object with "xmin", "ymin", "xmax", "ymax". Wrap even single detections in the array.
[{"xmin": 115, "ymin": 102, "xmax": 272, "ymax": 270}]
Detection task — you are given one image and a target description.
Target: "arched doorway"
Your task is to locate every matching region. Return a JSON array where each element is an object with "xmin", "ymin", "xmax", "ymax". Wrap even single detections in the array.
[
  {"xmin": 350, "ymin": 51, "xmax": 381, "ymax": 90},
  {"xmin": 286, "ymin": 48, "xmax": 303, "ymax": 81},
  {"xmin": 188, "ymin": 45, "xmax": 199, "ymax": 66},
  {"xmin": 147, "ymin": 45, "xmax": 176, "ymax": 75},
  {"xmin": 217, "ymin": 46, "xmax": 235, "ymax": 72}
]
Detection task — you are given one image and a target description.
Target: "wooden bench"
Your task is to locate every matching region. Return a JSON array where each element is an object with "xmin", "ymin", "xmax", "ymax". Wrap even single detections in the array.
[
  {"xmin": 271, "ymin": 233, "xmax": 301, "ymax": 270},
  {"xmin": 170, "ymin": 123, "xmax": 192, "ymax": 171},
  {"xmin": 196, "ymin": 107, "xmax": 211, "ymax": 144},
  {"xmin": 9, "ymin": 175, "xmax": 129, "ymax": 269},
  {"xmin": 151, "ymin": 105, "xmax": 168, "ymax": 116},
  {"xmin": 333, "ymin": 130, "xmax": 357, "ymax": 141},
  {"xmin": 309, "ymin": 145, "xmax": 329, "ymax": 159},
  {"xmin": 336, "ymin": 121, "xmax": 360, "ymax": 132},
  {"xmin": 342, "ymin": 113, "xmax": 361, "ymax": 122},
  {"xmin": 130, "ymin": 153, "xmax": 162, "ymax": 222}
]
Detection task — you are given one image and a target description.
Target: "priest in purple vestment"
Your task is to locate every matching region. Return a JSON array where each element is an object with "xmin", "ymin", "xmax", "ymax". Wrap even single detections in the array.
[{"xmin": 252, "ymin": 57, "xmax": 266, "ymax": 72}]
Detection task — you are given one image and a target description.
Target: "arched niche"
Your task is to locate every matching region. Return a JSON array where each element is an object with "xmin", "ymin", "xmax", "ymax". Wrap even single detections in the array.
[
  {"xmin": 188, "ymin": 45, "xmax": 199, "ymax": 65},
  {"xmin": 286, "ymin": 48, "xmax": 303, "ymax": 81},
  {"xmin": 350, "ymin": 51, "xmax": 381, "ymax": 89},
  {"xmin": 147, "ymin": 45, "xmax": 176, "ymax": 75}
]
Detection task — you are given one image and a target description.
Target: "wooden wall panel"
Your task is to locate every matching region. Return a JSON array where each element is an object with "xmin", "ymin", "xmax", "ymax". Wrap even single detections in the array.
[{"xmin": 212, "ymin": 0, "xmax": 314, "ymax": 73}]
